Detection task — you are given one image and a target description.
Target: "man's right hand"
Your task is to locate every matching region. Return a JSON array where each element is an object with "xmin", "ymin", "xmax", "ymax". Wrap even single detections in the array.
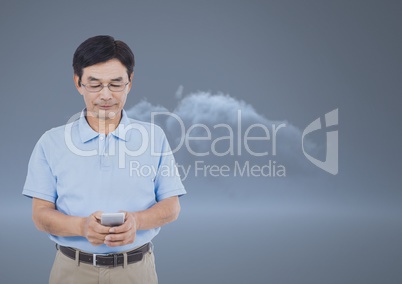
[
  {"xmin": 32, "ymin": 199, "xmax": 111, "ymax": 244},
  {"xmin": 82, "ymin": 211, "xmax": 110, "ymax": 246}
]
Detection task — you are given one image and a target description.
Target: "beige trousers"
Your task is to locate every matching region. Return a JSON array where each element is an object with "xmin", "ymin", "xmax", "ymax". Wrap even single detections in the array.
[{"xmin": 49, "ymin": 247, "xmax": 158, "ymax": 284}]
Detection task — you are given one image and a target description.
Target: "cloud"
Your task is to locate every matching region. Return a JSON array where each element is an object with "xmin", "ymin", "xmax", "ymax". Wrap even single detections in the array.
[
  {"xmin": 126, "ymin": 100, "xmax": 169, "ymax": 122},
  {"xmin": 175, "ymin": 85, "xmax": 184, "ymax": 99},
  {"xmin": 127, "ymin": 91, "xmax": 318, "ymax": 177}
]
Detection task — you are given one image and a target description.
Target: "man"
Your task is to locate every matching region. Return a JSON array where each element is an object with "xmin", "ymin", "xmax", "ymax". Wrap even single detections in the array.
[{"xmin": 22, "ymin": 35, "xmax": 186, "ymax": 284}]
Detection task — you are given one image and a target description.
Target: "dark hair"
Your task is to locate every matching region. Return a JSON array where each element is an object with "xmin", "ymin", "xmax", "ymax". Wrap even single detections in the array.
[{"xmin": 73, "ymin": 35, "xmax": 135, "ymax": 86}]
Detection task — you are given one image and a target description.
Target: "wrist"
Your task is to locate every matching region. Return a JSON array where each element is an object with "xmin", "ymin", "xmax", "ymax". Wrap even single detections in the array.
[
  {"xmin": 131, "ymin": 212, "xmax": 141, "ymax": 231},
  {"xmin": 78, "ymin": 217, "xmax": 86, "ymax": 237}
]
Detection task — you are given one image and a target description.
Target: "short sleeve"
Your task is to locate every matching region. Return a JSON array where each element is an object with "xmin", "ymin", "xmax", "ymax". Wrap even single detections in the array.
[
  {"xmin": 154, "ymin": 132, "xmax": 186, "ymax": 202},
  {"xmin": 22, "ymin": 133, "xmax": 57, "ymax": 203}
]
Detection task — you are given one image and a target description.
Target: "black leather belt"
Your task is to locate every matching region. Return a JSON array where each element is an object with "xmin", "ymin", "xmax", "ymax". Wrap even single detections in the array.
[{"xmin": 58, "ymin": 243, "xmax": 150, "ymax": 267}]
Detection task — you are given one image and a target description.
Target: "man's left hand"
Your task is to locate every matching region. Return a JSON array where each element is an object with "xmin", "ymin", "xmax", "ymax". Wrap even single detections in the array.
[{"xmin": 104, "ymin": 212, "xmax": 138, "ymax": 247}]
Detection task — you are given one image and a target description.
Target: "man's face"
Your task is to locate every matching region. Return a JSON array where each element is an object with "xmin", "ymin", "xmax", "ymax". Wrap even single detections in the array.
[{"xmin": 74, "ymin": 59, "xmax": 133, "ymax": 120}]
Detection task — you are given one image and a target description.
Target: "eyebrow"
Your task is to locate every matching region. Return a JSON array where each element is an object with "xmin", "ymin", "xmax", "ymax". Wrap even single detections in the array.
[{"xmin": 87, "ymin": 76, "xmax": 123, "ymax": 82}]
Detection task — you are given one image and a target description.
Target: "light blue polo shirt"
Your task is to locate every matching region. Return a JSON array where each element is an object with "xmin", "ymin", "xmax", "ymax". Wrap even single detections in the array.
[{"xmin": 23, "ymin": 109, "xmax": 186, "ymax": 254}]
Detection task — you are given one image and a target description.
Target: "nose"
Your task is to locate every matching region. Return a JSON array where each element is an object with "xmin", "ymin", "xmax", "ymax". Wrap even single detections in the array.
[{"xmin": 99, "ymin": 85, "xmax": 113, "ymax": 100}]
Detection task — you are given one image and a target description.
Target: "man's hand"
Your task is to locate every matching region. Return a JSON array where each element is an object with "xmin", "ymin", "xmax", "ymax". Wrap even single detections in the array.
[
  {"xmin": 31, "ymin": 197, "xmax": 180, "ymax": 245},
  {"xmin": 82, "ymin": 211, "xmax": 110, "ymax": 246},
  {"xmin": 104, "ymin": 212, "xmax": 138, "ymax": 247}
]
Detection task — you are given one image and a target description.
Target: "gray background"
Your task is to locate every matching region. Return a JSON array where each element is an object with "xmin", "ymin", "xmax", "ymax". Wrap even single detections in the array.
[{"xmin": 1, "ymin": 0, "xmax": 401, "ymax": 283}]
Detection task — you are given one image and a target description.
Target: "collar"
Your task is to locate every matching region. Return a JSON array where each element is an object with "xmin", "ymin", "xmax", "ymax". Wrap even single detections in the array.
[
  {"xmin": 110, "ymin": 109, "xmax": 131, "ymax": 142},
  {"xmin": 78, "ymin": 109, "xmax": 131, "ymax": 143}
]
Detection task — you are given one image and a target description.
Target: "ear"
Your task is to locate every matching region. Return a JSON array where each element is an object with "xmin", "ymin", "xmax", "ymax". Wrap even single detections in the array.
[
  {"xmin": 74, "ymin": 75, "xmax": 83, "ymax": 95},
  {"xmin": 127, "ymin": 72, "xmax": 134, "ymax": 92}
]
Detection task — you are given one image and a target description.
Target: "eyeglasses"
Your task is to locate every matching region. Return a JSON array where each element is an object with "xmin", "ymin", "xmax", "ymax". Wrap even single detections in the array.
[{"xmin": 81, "ymin": 82, "xmax": 129, "ymax": 93}]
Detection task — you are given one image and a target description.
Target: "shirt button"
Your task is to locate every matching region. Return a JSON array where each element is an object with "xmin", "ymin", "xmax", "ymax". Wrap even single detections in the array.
[{"xmin": 100, "ymin": 136, "xmax": 104, "ymax": 140}]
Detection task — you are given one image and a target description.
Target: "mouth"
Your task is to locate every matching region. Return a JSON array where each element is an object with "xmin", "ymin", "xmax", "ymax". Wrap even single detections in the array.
[{"xmin": 98, "ymin": 105, "xmax": 114, "ymax": 109}]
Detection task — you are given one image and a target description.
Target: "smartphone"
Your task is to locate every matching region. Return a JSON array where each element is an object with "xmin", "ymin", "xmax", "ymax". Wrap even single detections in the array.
[{"xmin": 101, "ymin": 212, "xmax": 125, "ymax": 226}]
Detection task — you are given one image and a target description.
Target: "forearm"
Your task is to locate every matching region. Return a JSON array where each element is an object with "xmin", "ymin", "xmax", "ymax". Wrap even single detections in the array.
[
  {"xmin": 32, "ymin": 200, "xmax": 84, "ymax": 237},
  {"xmin": 131, "ymin": 196, "xmax": 181, "ymax": 231}
]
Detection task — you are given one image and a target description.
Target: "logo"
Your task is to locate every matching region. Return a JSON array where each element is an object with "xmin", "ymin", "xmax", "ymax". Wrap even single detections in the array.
[{"xmin": 302, "ymin": 109, "xmax": 338, "ymax": 175}]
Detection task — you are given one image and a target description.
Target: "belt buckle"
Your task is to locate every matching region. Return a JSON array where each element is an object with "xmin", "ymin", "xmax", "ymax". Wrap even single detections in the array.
[{"xmin": 93, "ymin": 253, "xmax": 108, "ymax": 267}]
